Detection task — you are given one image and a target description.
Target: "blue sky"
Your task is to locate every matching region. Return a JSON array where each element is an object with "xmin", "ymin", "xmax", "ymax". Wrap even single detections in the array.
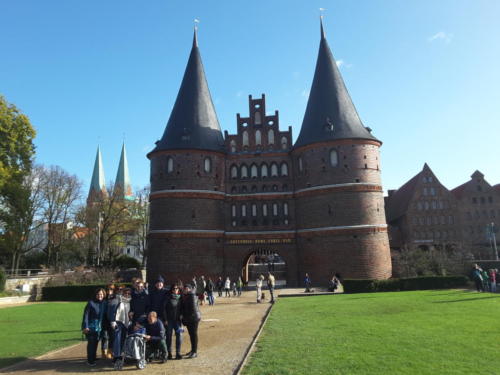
[{"xmin": 1, "ymin": 0, "xmax": 499, "ymax": 197}]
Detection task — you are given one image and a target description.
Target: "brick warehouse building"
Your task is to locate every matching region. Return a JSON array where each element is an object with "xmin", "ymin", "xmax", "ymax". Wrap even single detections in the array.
[{"xmin": 147, "ymin": 23, "xmax": 392, "ymax": 286}]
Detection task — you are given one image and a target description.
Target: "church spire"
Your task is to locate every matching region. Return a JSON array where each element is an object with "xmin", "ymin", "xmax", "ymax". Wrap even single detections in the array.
[
  {"xmin": 150, "ymin": 28, "xmax": 224, "ymax": 155},
  {"xmin": 87, "ymin": 146, "xmax": 107, "ymax": 205},
  {"xmin": 114, "ymin": 142, "xmax": 134, "ymax": 201},
  {"xmin": 294, "ymin": 20, "xmax": 377, "ymax": 149}
]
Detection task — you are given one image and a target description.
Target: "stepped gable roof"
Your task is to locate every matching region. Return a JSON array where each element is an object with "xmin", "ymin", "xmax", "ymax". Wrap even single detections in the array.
[
  {"xmin": 494, "ymin": 184, "xmax": 500, "ymax": 192},
  {"xmin": 294, "ymin": 19, "xmax": 378, "ymax": 149},
  {"xmin": 451, "ymin": 170, "xmax": 488, "ymax": 199},
  {"xmin": 114, "ymin": 142, "xmax": 134, "ymax": 201},
  {"xmin": 150, "ymin": 29, "xmax": 225, "ymax": 155}
]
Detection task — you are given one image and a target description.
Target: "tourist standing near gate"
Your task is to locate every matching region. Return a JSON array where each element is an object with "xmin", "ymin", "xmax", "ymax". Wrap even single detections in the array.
[
  {"xmin": 489, "ymin": 269, "xmax": 497, "ymax": 292},
  {"xmin": 236, "ymin": 277, "xmax": 243, "ymax": 297},
  {"xmin": 180, "ymin": 284, "xmax": 201, "ymax": 359},
  {"xmin": 81, "ymin": 288, "xmax": 107, "ymax": 366},
  {"xmin": 216, "ymin": 276, "xmax": 224, "ymax": 297},
  {"xmin": 471, "ymin": 264, "xmax": 484, "ymax": 292},
  {"xmin": 224, "ymin": 277, "xmax": 231, "ymax": 297},
  {"xmin": 304, "ymin": 273, "xmax": 312, "ymax": 292},
  {"xmin": 267, "ymin": 273, "xmax": 276, "ymax": 303},
  {"xmin": 149, "ymin": 276, "xmax": 168, "ymax": 322},
  {"xmin": 165, "ymin": 284, "xmax": 183, "ymax": 360},
  {"xmin": 206, "ymin": 278, "xmax": 215, "ymax": 306},
  {"xmin": 108, "ymin": 287, "xmax": 131, "ymax": 366},
  {"xmin": 256, "ymin": 275, "xmax": 264, "ymax": 303}
]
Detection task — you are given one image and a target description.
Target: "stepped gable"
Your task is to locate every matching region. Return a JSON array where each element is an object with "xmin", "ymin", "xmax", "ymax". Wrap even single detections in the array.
[
  {"xmin": 294, "ymin": 19, "xmax": 377, "ymax": 149},
  {"xmin": 451, "ymin": 170, "xmax": 486, "ymax": 199},
  {"xmin": 150, "ymin": 29, "xmax": 225, "ymax": 154}
]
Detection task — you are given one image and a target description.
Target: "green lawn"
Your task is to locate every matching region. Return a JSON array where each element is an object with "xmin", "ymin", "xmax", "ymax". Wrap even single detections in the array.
[
  {"xmin": 243, "ymin": 290, "xmax": 500, "ymax": 375},
  {"xmin": 0, "ymin": 302, "xmax": 84, "ymax": 368}
]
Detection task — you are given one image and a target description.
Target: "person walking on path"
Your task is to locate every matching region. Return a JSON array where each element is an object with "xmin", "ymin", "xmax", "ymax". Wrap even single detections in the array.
[
  {"xmin": 81, "ymin": 288, "xmax": 107, "ymax": 366},
  {"xmin": 224, "ymin": 277, "xmax": 231, "ymax": 298},
  {"xmin": 236, "ymin": 277, "xmax": 243, "ymax": 297},
  {"xmin": 304, "ymin": 273, "xmax": 312, "ymax": 293},
  {"xmin": 489, "ymin": 269, "xmax": 497, "ymax": 293},
  {"xmin": 206, "ymin": 278, "xmax": 215, "ymax": 306},
  {"xmin": 165, "ymin": 283, "xmax": 183, "ymax": 360},
  {"xmin": 191, "ymin": 276, "xmax": 198, "ymax": 295},
  {"xmin": 108, "ymin": 287, "xmax": 131, "ymax": 367},
  {"xmin": 180, "ymin": 284, "xmax": 201, "ymax": 359},
  {"xmin": 216, "ymin": 277, "xmax": 223, "ymax": 297},
  {"xmin": 256, "ymin": 275, "xmax": 264, "ymax": 303},
  {"xmin": 198, "ymin": 276, "xmax": 207, "ymax": 305},
  {"xmin": 471, "ymin": 264, "xmax": 484, "ymax": 292},
  {"xmin": 267, "ymin": 273, "xmax": 276, "ymax": 303},
  {"xmin": 149, "ymin": 276, "xmax": 168, "ymax": 322},
  {"xmin": 145, "ymin": 311, "xmax": 168, "ymax": 363},
  {"xmin": 130, "ymin": 279, "xmax": 150, "ymax": 323}
]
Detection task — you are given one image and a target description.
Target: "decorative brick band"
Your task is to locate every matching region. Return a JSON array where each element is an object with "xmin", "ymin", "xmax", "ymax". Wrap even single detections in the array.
[
  {"xmin": 292, "ymin": 138, "xmax": 382, "ymax": 154},
  {"xmin": 147, "ymin": 148, "xmax": 225, "ymax": 160},
  {"xmin": 150, "ymin": 189, "xmax": 225, "ymax": 201},
  {"xmin": 295, "ymin": 183, "xmax": 382, "ymax": 198},
  {"xmin": 297, "ymin": 224, "xmax": 388, "ymax": 237},
  {"xmin": 149, "ymin": 229, "xmax": 225, "ymax": 239},
  {"xmin": 227, "ymin": 151, "xmax": 289, "ymax": 160},
  {"xmin": 228, "ymin": 192, "xmax": 294, "ymax": 201}
]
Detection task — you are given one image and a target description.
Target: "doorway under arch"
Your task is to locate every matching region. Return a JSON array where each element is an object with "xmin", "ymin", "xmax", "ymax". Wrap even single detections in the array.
[{"xmin": 242, "ymin": 249, "xmax": 287, "ymax": 287}]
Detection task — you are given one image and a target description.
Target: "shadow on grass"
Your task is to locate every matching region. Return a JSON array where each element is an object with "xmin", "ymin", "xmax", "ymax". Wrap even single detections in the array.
[
  {"xmin": 0, "ymin": 357, "xmax": 122, "ymax": 373},
  {"xmin": 29, "ymin": 330, "xmax": 80, "ymax": 334},
  {"xmin": 433, "ymin": 296, "xmax": 500, "ymax": 303}
]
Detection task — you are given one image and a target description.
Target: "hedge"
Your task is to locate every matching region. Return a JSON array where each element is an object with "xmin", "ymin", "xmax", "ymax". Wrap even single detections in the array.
[
  {"xmin": 42, "ymin": 283, "xmax": 131, "ymax": 301},
  {"xmin": 343, "ymin": 276, "xmax": 469, "ymax": 294}
]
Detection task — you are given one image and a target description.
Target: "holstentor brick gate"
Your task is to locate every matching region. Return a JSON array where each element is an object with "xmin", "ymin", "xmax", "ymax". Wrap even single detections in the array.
[{"xmin": 146, "ymin": 23, "xmax": 392, "ymax": 287}]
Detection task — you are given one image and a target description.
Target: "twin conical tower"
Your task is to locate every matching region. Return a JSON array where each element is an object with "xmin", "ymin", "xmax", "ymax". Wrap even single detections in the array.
[
  {"xmin": 87, "ymin": 143, "xmax": 134, "ymax": 205},
  {"xmin": 147, "ymin": 21, "xmax": 392, "ymax": 285}
]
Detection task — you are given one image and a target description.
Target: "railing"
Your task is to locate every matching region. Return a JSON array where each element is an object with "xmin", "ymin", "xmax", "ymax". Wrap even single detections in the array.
[{"xmin": 5, "ymin": 269, "xmax": 53, "ymax": 278}]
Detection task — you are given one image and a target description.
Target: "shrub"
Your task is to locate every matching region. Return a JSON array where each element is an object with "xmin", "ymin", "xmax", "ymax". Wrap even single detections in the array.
[
  {"xmin": 42, "ymin": 283, "xmax": 132, "ymax": 301},
  {"xmin": 0, "ymin": 268, "xmax": 6, "ymax": 293},
  {"xmin": 343, "ymin": 276, "xmax": 468, "ymax": 294},
  {"xmin": 112, "ymin": 255, "xmax": 141, "ymax": 270}
]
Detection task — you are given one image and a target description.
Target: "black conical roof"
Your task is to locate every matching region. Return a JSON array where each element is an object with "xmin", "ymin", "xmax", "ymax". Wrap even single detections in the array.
[
  {"xmin": 151, "ymin": 30, "xmax": 225, "ymax": 154},
  {"xmin": 294, "ymin": 21, "xmax": 378, "ymax": 149}
]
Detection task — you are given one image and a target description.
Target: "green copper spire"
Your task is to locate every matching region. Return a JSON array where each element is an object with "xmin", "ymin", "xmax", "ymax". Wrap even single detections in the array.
[
  {"xmin": 87, "ymin": 146, "xmax": 107, "ymax": 204},
  {"xmin": 114, "ymin": 142, "xmax": 134, "ymax": 201}
]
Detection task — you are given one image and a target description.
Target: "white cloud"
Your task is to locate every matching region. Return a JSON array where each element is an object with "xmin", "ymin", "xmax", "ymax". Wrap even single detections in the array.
[
  {"xmin": 336, "ymin": 59, "xmax": 344, "ymax": 68},
  {"xmin": 428, "ymin": 31, "xmax": 453, "ymax": 43}
]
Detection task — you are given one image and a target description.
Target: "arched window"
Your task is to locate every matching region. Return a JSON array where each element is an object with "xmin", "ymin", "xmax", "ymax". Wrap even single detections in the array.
[
  {"xmin": 204, "ymin": 157, "xmax": 211, "ymax": 173},
  {"xmin": 329, "ymin": 149, "xmax": 338, "ymax": 167},
  {"xmin": 298, "ymin": 157, "xmax": 303, "ymax": 172},
  {"xmin": 167, "ymin": 157, "xmax": 174, "ymax": 173},
  {"xmin": 268, "ymin": 129, "xmax": 275, "ymax": 145},
  {"xmin": 230, "ymin": 165, "xmax": 238, "ymax": 179},
  {"xmin": 281, "ymin": 136, "xmax": 288, "ymax": 150},
  {"xmin": 271, "ymin": 163, "xmax": 278, "ymax": 177},
  {"xmin": 273, "ymin": 203, "xmax": 278, "ymax": 216},
  {"xmin": 242, "ymin": 131, "xmax": 249, "ymax": 147},
  {"xmin": 254, "ymin": 112, "xmax": 262, "ymax": 125},
  {"xmin": 284, "ymin": 202, "xmax": 289, "ymax": 216},
  {"xmin": 261, "ymin": 164, "xmax": 268, "ymax": 178},
  {"xmin": 231, "ymin": 186, "xmax": 237, "ymax": 193},
  {"xmin": 280, "ymin": 162, "xmax": 288, "ymax": 176},
  {"xmin": 241, "ymin": 204, "xmax": 247, "ymax": 217},
  {"xmin": 251, "ymin": 164, "xmax": 258, "ymax": 178},
  {"xmin": 241, "ymin": 165, "xmax": 248, "ymax": 178},
  {"xmin": 252, "ymin": 204, "xmax": 257, "ymax": 217},
  {"xmin": 255, "ymin": 130, "xmax": 262, "ymax": 145},
  {"xmin": 262, "ymin": 204, "xmax": 268, "ymax": 217},
  {"xmin": 230, "ymin": 140, "xmax": 236, "ymax": 153},
  {"xmin": 231, "ymin": 205, "xmax": 236, "ymax": 217},
  {"xmin": 251, "ymin": 185, "xmax": 258, "ymax": 193}
]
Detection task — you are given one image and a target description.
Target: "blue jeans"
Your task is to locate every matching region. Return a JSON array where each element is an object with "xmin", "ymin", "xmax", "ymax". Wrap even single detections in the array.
[
  {"xmin": 112, "ymin": 322, "xmax": 127, "ymax": 360},
  {"xmin": 207, "ymin": 292, "xmax": 214, "ymax": 305},
  {"xmin": 166, "ymin": 319, "xmax": 183, "ymax": 355}
]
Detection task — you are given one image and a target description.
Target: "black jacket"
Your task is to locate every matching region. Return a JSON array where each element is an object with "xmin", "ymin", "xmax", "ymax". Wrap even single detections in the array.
[
  {"xmin": 180, "ymin": 291, "xmax": 201, "ymax": 324},
  {"xmin": 146, "ymin": 319, "xmax": 166, "ymax": 342},
  {"xmin": 130, "ymin": 289, "xmax": 150, "ymax": 319},
  {"xmin": 149, "ymin": 287, "xmax": 168, "ymax": 320},
  {"xmin": 164, "ymin": 292, "xmax": 182, "ymax": 322}
]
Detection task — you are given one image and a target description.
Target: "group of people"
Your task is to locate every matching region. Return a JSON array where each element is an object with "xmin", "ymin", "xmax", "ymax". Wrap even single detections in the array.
[
  {"xmin": 471, "ymin": 264, "xmax": 498, "ymax": 292},
  {"xmin": 189, "ymin": 275, "xmax": 244, "ymax": 306},
  {"xmin": 81, "ymin": 276, "xmax": 201, "ymax": 367}
]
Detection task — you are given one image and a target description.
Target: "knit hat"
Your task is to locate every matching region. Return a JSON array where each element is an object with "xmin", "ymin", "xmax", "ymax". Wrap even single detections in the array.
[{"xmin": 156, "ymin": 275, "xmax": 165, "ymax": 284}]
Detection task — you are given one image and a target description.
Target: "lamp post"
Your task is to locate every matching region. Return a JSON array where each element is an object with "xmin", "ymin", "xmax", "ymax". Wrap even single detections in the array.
[{"xmin": 96, "ymin": 212, "xmax": 102, "ymax": 266}]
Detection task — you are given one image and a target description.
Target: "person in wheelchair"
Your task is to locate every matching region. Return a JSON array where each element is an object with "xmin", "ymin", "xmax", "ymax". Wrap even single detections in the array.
[{"xmin": 144, "ymin": 311, "xmax": 167, "ymax": 363}]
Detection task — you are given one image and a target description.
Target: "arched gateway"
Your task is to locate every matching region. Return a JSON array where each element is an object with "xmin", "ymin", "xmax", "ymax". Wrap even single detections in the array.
[
  {"xmin": 147, "ymin": 23, "xmax": 392, "ymax": 286},
  {"xmin": 242, "ymin": 249, "xmax": 287, "ymax": 286}
]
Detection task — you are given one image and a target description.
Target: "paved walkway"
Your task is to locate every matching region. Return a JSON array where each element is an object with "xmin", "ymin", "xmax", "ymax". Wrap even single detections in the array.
[{"xmin": 1, "ymin": 291, "xmax": 271, "ymax": 375}]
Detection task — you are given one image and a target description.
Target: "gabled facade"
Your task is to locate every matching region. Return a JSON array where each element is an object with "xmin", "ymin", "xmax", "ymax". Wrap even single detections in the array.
[{"xmin": 147, "ymin": 24, "xmax": 392, "ymax": 285}]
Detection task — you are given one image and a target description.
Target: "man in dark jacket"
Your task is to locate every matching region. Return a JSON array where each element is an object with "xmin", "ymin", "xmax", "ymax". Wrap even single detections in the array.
[
  {"xmin": 180, "ymin": 284, "xmax": 201, "ymax": 358},
  {"xmin": 149, "ymin": 276, "xmax": 168, "ymax": 322},
  {"xmin": 145, "ymin": 311, "xmax": 167, "ymax": 363},
  {"xmin": 216, "ymin": 277, "xmax": 223, "ymax": 297},
  {"xmin": 130, "ymin": 280, "xmax": 150, "ymax": 322}
]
